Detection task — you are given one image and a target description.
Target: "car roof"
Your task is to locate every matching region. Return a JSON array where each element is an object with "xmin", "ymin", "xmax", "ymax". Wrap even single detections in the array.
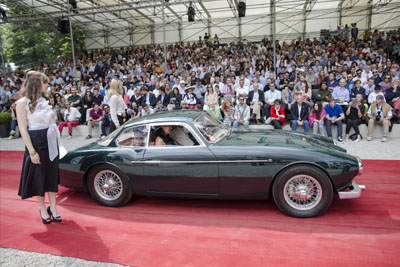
[{"xmin": 124, "ymin": 110, "xmax": 206, "ymax": 127}]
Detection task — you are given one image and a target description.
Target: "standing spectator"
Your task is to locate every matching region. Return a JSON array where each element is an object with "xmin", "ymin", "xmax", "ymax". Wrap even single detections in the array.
[
  {"xmin": 82, "ymin": 89, "xmax": 93, "ymax": 122},
  {"xmin": 221, "ymin": 99, "xmax": 235, "ymax": 127},
  {"xmin": 59, "ymin": 101, "xmax": 81, "ymax": 138},
  {"xmin": 367, "ymin": 95, "xmax": 393, "ymax": 142},
  {"xmin": 7, "ymin": 102, "xmax": 18, "ymax": 139},
  {"xmin": 290, "ymin": 94, "xmax": 310, "ymax": 132},
  {"xmin": 309, "ymin": 102, "xmax": 326, "ymax": 136},
  {"xmin": 108, "ymin": 79, "xmax": 127, "ymax": 130},
  {"xmin": 247, "ymin": 83, "xmax": 264, "ymax": 125},
  {"xmin": 233, "ymin": 96, "xmax": 250, "ymax": 131},
  {"xmin": 92, "ymin": 88, "xmax": 104, "ymax": 106},
  {"xmin": 86, "ymin": 104, "xmax": 104, "ymax": 139},
  {"xmin": 100, "ymin": 105, "xmax": 112, "ymax": 138},
  {"xmin": 270, "ymin": 99, "xmax": 285, "ymax": 129},
  {"xmin": 324, "ymin": 97, "xmax": 345, "ymax": 142},
  {"xmin": 345, "ymin": 94, "xmax": 365, "ymax": 142}
]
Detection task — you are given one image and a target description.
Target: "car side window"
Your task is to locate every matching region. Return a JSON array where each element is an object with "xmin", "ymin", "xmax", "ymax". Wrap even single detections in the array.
[
  {"xmin": 149, "ymin": 125, "xmax": 200, "ymax": 147},
  {"xmin": 116, "ymin": 126, "xmax": 148, "ymax": 147}
]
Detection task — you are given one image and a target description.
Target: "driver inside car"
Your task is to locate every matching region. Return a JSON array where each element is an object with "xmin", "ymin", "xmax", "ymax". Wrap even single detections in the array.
[
  {"xmin": 169, "ymin": 126, "xmax": 195, "ymax": 146},
  {"xmin": 155, "ymin": 126, "xmax": 176, "ymax": 146}
]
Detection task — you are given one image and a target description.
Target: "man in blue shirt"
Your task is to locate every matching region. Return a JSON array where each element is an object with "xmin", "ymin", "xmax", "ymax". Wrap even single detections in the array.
[{"xmin": 324, "ymin": 97, "xmax": 345, "ymax": 142}]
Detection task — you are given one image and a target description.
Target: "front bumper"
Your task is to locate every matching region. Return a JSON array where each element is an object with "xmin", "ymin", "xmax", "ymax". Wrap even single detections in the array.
[{"xmin": 338, "ymin": 181, "xmax": 365, "ymax": 199}]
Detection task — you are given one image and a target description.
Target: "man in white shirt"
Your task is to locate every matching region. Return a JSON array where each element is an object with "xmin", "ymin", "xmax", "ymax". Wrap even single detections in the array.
[
  {"xmin": 58, "ymin": 101, "xmax": 81, "ymax": 138},
  {"xmin": 235, "ymin": 79, "xmax": 249, "ymax": 99},
  {"xmin": 141, "ymin": 104, "xmax": 154, "ymax": 116},
  {"xmin": 364, "ymin": 78, "xmax": 376, "ymax": 96},
  {"xmin": 368, "ymin": 85, "xmax": 385, "ymax": 104}
]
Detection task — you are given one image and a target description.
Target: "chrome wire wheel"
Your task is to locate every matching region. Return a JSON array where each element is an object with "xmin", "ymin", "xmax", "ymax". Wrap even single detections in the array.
[
  {"xmin": 94, "ymin": 170, "xmax": 123, "ymax": 201},
  {"xmin": 283, "ymin": 175, "xmax": 322, "ymax": 211}
]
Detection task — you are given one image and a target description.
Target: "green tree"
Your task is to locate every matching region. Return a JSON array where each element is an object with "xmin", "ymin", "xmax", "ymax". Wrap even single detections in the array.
[{"xmin": 2, "ymin": 3, "xmax": 85, "ymax": 67}]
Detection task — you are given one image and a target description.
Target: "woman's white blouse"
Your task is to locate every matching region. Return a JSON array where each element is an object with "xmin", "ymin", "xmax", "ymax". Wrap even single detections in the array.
[
  {"xmin": 109, "ymin": 94, "xmax": 127, "ymax": 126},
  {"xmin": 18, "ymin": 97, "xmax": 66, "ymax": 161}
]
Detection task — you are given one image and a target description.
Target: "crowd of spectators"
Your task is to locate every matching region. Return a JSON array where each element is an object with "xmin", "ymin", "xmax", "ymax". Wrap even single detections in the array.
[{"xmin": 1, "ymin": 25, "xmax": 399, "ymax": 142}]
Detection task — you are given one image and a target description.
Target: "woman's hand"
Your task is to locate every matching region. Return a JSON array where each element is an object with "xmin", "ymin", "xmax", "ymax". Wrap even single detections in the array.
[{"xmin": 30, "ymin": 153, "xmax": 41, "ymax": 164}]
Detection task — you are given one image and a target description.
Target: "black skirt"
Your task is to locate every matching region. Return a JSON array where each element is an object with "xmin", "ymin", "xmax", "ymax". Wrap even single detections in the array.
[{"xmin": 18, "ymin": 128, "xmax": 59, "ymax": 199}]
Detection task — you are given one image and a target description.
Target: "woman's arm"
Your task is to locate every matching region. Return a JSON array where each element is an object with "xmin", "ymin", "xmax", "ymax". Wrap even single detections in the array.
[
  {"xmin": 109, "ymin": 96, "xmax": 120, "ymax": 128},
  {"xmin": 155, "ymin": 136, "xmax": 166, "ymax": 146},
  {"xmin": 16, "ymin": 100, "xmax": 40, "ymax": 164}
]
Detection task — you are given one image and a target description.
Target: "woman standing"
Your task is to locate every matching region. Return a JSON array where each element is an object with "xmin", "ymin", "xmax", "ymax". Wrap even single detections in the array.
[
  {"xmin": 16, "ymin": 71, "xmax": 63, "ymax": 224},
  {"xmin": 108, "ymin": 79, "xmax": 127, "ymax": 131}
]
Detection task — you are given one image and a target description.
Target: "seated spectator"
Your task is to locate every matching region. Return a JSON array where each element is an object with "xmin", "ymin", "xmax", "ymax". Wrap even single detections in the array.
[
  {"xmin": 54, "ymin": 93, "xmax": 65, "ymax": 123},
  {"xmin": 67, "ymin": 87, "xmax": 82, "ymax": 114},
  {"xmin": 324, "ymin": 97, "xmax": 345, "ymax": 142},
  {"xmin": 345, "ymin": 94, "xmax": 365, "ymax": 142},
  {"xmin": 221, "ymin": 77, "xmax": 236, "ymax": 101},
  {"xmin": 290, "ymin": 93, "xmax": 310, "ymax": 132},
  {"xmin": 140, "ymin": 87, "xmax": 157, "ymax": 108},
  {"xmin": 141, "ymin": 104, "xmax": 155, "ymax": 116},
  {"xmin": 332, "ymin": 79, "xmax": 350, "ymax": 110},
  {"xmin": 157, "ymin": 87, "xmax": 170, "ymax": 107},
  {"xmin": 350, "ymin": 80, "xmax": 366, "ymax": 100},
  {"xmin": 326, "ymin": 72, "xmax": 339, "ymax": 91},
  {"xmin": 59, "ymin": 101, "xmax": 81, "ymax": 139},
  {"xmin": 127, "ymin": 102, "xmax": 141, "ymax": 119},
  {"xmin": 204, "ymin": 102, "xmax": 222, "ymax": 120},
  {"xmin": 316, "ymin": 82, "xmax": 331, "ymax": 106},
  {"xmin": 233, "ymin": 97, "xmax": 250, "ymax": 131},
  {"xmin": 86, "ymin": 104, "xmax": 103, "ymax": 139},
  {"xmin": 309, "ymin": 102, "xmax": 326, "ymax": 136},
  {"xmin": 246, "ymin": 83, "xmax": 264, "ymax": 125},
  {"xmin": 367, "ymin": 95, "xmax": 393, "ymax": 142},
  {"xmin": 204, "ymin": 84, "xmax": 219, "ymax": 110},
  {"xmin": 368, "ymin": 85, "xmax": 385, "ymax": 104},
  {"xmin": 168, "ymin": 87, "xmax": 182, "ymax": 110},
  {"xmin": 270, "ymin": 99, "xmax": 285, "ymax": 129},
  {"xmin": 82, "ymin": 89, "xmax": 93, "ymax": 122},
  {"xmin": 364, "ymin": 78, "xmax": 376, "ymax": 96},
  {"xmin": 7, "ymin": 102, "xmax": 18, "ymax": 139},
  {"xmin": 385, "ymin": 78, "xmax": 400, "ymax": 106},
  {"xmin": 236, "ymin": 79, "xmax": 249, "ymax": 100},
  {"xmin": 378, "ymin": 75, "xmax": 393, "ymax": 94},
  {"xmin": 221, "ymin": 99, "xmax": 235, "ymax": 127},
  {"xmin": 281, "ymin": 82, "xmax": 295, "ymax": 113},
  {"xmin": 182, "ymin": 86, "xmax": 197, "ymax": 109},
  {"xmin": 100, "ymin": 104, "xmax": 112, "ymax": 138},
  {"xmin": 154, "ymin": 100, "xmax": 168, "ymax": 113},
  {"xmin": 263, "ymin": 83, "xmax": 281, "ymax": 123}
]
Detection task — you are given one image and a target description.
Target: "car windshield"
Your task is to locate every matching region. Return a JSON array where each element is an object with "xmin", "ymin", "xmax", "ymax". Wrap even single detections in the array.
[
  {"xmin": 97, "ymin": 128, "xmax": 120, "ymax": 146},
  {"xmin": 194, "ymin": 113, "xmax": 229, "ymax": 143}
]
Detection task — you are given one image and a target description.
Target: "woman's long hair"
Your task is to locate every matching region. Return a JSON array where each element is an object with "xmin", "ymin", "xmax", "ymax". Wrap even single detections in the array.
[
  {"xmin": 20, "ymin": 71, "xmax": 49, "ymax": 113},
  {"xmin": 107, "ymin": 78, "xmax": 124, "ymax": 99},
  {"xmin": 312, "ymin": 102, "xmax": 323, "ymax": 119},
  {"xmin": 221, "ymin": 99, "xmax": 233, "ymax": 112}
]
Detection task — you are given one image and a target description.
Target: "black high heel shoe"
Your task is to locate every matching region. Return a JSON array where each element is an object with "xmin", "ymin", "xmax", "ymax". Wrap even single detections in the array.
[
  {"xmin": 47, "ymin": 206, "xmax": 62, "ymax": 222},
  {"xmin": 39, "ymin": 210, "xmax": 51, "ymax": 224}
]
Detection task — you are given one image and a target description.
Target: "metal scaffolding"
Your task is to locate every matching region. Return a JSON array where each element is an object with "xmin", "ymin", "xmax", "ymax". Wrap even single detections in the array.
[{"xmin": 1, "ymin": 0, "xmax": 399, "ymax": 50}]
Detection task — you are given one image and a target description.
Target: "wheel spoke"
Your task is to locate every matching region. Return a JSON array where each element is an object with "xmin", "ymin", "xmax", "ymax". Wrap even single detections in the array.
[
  {"xmin": 283, "ymin": 175, "xmax": 322, "ymax": 211},
  {"xmin": 94, "ymin": 170, "xmax": 124, "ymax": 201}
]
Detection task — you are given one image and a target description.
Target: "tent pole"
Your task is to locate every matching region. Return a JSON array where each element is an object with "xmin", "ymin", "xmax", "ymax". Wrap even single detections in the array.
[
  {"xmin": 273, "ymin": 0, "xmax": 276, "ymax": 80},
  {"xmin": 162, "ymin": 2, "xmax": 167, "ymax": 74},
  {"xmin": 68, "ymin": 5, "xmax": 76, "ymax": 72}
]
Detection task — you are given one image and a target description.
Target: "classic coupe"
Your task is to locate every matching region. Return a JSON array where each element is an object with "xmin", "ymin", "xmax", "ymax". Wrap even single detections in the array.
[{"xmin": 59, "ymin": 110, "xmax": 364, "ymax": 218}]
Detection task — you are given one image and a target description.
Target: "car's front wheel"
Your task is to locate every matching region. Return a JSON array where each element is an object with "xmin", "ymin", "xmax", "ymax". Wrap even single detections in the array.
[
  {"xmin": 272, "ymin": 165, "xmax": 333, "ymax": 218},
  {"xmin": 87, "ymin": 164, "xmax": 133, "ymax": 207}
]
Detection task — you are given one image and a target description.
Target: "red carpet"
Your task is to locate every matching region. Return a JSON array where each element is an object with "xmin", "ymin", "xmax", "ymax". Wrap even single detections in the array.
[{"xmin": 0, "ymin": 151, "xmax": 399, "ymax": 266}]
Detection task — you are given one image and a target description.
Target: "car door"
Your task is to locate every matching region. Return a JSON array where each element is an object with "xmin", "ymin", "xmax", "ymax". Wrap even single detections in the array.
[
  {"xmin": 142, "ymin": 122, "xmax": 219, "ymax": 196},
  {"xmin": 114, "ymin": 125, "xmax": 148, "ymax": 193}
]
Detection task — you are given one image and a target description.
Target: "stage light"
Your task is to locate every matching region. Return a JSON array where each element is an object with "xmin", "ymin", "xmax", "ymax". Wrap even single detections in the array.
[
  {"xmin": 188, "ymin": 4, "xmax": 195, "ymax": 22},
  {"xmin": 238, "ymin": 1, "xmax": 246, "ymax": 18}
]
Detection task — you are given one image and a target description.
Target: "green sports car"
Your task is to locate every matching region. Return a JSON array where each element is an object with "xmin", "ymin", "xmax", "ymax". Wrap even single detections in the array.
[{"xmin": 59, "ymin": 110, "xmax": 364, "ymax": 218}]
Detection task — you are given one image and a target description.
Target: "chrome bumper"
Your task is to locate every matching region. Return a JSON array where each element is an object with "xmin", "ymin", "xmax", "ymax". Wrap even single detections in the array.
[{"xmin": 338, "ymin": 181, "xmax": 365, "ymax": 199}]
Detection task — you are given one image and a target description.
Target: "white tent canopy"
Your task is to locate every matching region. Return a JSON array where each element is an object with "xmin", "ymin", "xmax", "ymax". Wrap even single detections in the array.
[{"xmin": 7, "ymin": 0, "xmax": 400, "ymax": 49}]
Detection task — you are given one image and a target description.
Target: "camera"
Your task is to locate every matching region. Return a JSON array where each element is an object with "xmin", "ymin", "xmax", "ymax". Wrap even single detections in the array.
[{"xmin": 376, "ymin": 111, "xmax": 381, "ymax": 122}]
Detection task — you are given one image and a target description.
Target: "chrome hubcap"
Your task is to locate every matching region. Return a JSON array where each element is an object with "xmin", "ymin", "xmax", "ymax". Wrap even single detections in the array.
[
  {"xmin": 283, "ymin": 175, "xmax": 322, "ymax": 211},
  {"xmin": 94, "ymin": 170, "xmax": 123, "ymax": 201}
]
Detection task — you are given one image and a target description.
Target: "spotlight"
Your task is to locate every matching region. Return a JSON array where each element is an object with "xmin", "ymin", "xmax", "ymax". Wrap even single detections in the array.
[
  {"xmin": 238, "ymin": 1, "xmax": 246, "ymax": 17},
  {"xmin": 188, "ymin": 4, "xmax": 195, "ymax": 22}
]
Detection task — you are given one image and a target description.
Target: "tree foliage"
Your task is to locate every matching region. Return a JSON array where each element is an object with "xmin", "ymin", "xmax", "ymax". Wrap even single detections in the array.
[{"xmin": 2, "ymin": 2, "xmax": 85, "ymax": 67}]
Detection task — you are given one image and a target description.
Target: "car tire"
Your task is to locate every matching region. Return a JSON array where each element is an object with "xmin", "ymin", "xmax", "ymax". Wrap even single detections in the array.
[
  {"xmin": 87, "ymin": 164, "xmax": 133, "ymax": 207},
  {"xmin": 272, "ymin": 165, "xmax": 333, "ymax": 218}
]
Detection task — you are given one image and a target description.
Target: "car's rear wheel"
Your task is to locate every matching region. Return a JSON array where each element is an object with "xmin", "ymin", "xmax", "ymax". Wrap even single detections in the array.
[
  {"xmin": 87, "ymin": 164, "xmax": 133, "ymax": 207},
  {"xmin": 272, "ymin": 165, "xmax": 333, "ymax": 218}
]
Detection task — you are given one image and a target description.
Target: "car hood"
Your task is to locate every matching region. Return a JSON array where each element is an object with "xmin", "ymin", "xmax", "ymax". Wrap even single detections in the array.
[{"xmin": 216, "ymin": 130, "xmax": 347, "ymax": 153}]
